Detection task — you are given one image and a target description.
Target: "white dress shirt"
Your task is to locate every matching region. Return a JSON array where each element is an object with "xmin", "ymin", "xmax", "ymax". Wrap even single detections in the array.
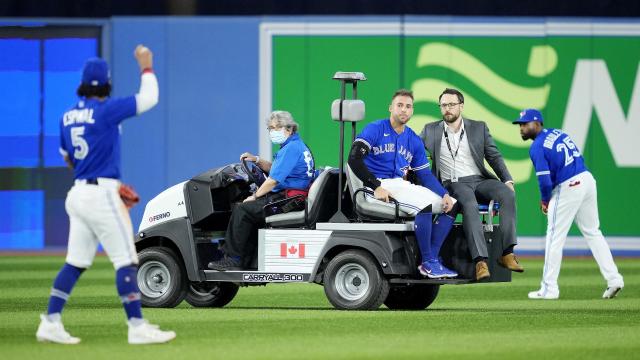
[{"xmin": 438, "ymin": 119, "xmax": 481, "ymax": 181}]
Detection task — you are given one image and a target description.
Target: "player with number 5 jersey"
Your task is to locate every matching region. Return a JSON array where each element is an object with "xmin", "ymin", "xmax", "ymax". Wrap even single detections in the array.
[
  {"xmin": 514, "ymin": 109, "xmax": 624, "ymax": 300},
  {"xmin": 37, "ymin": 45, "xmax": 176, "ymax": 345}
]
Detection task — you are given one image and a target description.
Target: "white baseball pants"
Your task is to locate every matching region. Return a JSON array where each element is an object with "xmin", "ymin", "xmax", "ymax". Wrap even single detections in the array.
[
  {"xmin": 65, "ymin": 178, "xmax": 138, "ymax": 269},
  {"xmin": 365, "ymin": 178, "xmax": 453, "ymax": 215},
  {"xmin": 540, "ymin": 171, "xmax": 623, "ymax": 296}
]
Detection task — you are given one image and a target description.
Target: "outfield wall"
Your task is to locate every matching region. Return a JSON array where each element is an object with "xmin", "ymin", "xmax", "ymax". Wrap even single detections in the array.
[{"xmin": 1, "ymin": 16, "xmax": 639, "ymax": 255}]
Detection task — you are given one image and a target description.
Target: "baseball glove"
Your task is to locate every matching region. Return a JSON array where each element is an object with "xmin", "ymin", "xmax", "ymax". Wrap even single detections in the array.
[{"xmin": 119, "ymin": 183, "xmax": 140, "ymax": 209}]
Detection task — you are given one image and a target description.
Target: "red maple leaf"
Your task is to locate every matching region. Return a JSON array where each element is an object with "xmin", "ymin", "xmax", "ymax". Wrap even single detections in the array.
[{"xmin": 288, "ymin": 245, "xmax": 297, "ymax": 254}]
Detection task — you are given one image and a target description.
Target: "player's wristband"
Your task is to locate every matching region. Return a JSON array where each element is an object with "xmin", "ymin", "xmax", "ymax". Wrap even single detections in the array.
[{"xmin": 141, "ymin": 68, "xmax": 154, "ymax": 74}]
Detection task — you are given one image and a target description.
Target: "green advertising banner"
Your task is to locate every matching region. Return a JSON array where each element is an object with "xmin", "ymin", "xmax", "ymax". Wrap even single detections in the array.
[{"xmin": 263, "ymin": 21, "xmax": 640, "ymax": 238}]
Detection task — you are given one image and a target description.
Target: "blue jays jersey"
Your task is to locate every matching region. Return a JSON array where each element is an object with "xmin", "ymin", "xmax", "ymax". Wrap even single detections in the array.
[
  {"xmin": 355, "ymin": 119, "xmax": 446, "ymax": 197},
  {"xmin": 270, "ymin": 133, "xmax": 315, "ymax": 192},
  {"xmin": 530, "ymin": 128, "xmax": 588, "ymax": 202},
  {"xmin": 59, "ymin": 96, "xmax": 137, "ymax": 180}
]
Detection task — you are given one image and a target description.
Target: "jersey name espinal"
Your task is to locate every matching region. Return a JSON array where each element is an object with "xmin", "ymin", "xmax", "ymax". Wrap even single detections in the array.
[{"xmin": 63, "ymin": 108, "xmax": 96, "ymax": 126}]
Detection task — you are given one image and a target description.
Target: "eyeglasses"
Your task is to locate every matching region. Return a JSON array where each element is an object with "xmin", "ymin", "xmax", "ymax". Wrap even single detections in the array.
[{"xmin": 439, "ymin": 102, "xmax": 461, "ymax": 109}]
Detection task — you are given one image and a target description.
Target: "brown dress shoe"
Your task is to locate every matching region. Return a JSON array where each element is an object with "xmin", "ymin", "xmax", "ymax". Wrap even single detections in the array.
[
  {"xmin": 498, "ymin": 253, "xmax": 524, "ymax": 272},
  {"xmin": 475, "ymin": 261, "xmax": 490, "ymax": 281}
]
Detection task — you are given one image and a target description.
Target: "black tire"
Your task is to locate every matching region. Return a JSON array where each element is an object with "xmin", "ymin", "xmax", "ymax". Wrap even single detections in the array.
[
  {"xmin": 384, "ymin": 284, "xmax": 440, "ymax": 310},
  {"xmin": 185, "ymin": 282, "xmax": 239, "ymax": 308},
  {"xmin": 323, "ymin": 249, "xmax": 389, "ymax": 310},
  {"xmin": 137, "ymin": 247, "xmax": 188, "ymax": 308}
]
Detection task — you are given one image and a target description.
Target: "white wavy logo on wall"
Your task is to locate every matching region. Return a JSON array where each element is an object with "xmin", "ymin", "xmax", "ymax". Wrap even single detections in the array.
[{"xmin": 411, "ymin": 42, "xmax": 559, "ymax": 183}]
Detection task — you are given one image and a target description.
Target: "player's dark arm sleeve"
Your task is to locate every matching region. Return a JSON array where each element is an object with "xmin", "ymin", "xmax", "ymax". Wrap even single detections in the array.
[
  {"xmin": 415, "ymin": 168, "xmax": 447, "ymax": 197},
  {"xmin": 348, "ymin": 141, "xmax": 381, "ymax": 189}
]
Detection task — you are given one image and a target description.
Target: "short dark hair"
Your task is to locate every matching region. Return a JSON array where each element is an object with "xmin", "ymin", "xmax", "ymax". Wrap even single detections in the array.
[
  {"xmin": 438, "ymin": 88, "xmax": 464, "ymax": 104},
  {"xmin": 391, "ymin": 88, "xmax": 414, "ymax": 102},
  {"xmin": 76, "ymin": 83, "xmax": 112, "ymax": 98}
]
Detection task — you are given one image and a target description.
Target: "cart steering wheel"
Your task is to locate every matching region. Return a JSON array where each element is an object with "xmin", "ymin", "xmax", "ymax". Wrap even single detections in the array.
[{"xmin": 241, "ymin": 158, "xmax": 268, "ymax": 187}]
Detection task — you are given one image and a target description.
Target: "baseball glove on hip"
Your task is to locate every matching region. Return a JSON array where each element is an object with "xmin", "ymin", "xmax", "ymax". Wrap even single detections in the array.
[{"xmin": 119, "ymin": 183, "xmax": 140, "ymax": 209}]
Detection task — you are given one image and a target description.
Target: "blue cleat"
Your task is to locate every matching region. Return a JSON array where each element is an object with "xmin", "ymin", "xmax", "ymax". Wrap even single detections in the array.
[
  {"xmin": 439, "ymin": 262, "xmax": 458, "ymax": 278},
  {"xmin": 418, "ymin": 259, "xmax": 458, "ymax": 279},
  {"xmin": 418, "ymin": 260, "xmax": 447, "ymax": 279}
]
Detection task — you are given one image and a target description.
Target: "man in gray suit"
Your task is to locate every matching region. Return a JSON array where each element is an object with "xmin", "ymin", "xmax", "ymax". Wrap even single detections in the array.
[{"xmin": 420, "ymin": 88, "xmax": 523, "ymax": 280}]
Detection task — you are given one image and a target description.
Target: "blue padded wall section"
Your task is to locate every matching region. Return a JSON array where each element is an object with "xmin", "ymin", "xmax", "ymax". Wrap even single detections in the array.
[{"xmin": 111, "ymin": 17, "xmax": 260, "ymax": 229}]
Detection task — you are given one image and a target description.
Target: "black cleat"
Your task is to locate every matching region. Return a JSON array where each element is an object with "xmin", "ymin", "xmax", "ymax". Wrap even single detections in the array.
[{"xmin": 208, "ymin": 255, "xmax": 242, "ymax": 271}]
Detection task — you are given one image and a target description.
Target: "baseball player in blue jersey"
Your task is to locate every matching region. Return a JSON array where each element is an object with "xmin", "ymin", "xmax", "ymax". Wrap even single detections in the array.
[
  {"xmin": 348, "ymin": 89, "xmax": 459, "ymax": 279},
  {"xmin": 36, "ymin": 46, "xmax": 176, "ymax": 344},
  {"xmin": 514, "ymin": 109, "xmax": 624, "ymax": 300}
]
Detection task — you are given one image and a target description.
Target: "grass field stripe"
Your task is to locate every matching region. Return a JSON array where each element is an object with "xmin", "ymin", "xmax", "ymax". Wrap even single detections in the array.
[{"xmin": 1, "ymin": 255, "xmax": 639, "ymax": 356}]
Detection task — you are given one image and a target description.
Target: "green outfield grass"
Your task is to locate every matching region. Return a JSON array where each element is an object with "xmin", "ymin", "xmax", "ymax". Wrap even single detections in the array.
[{"xmin": 0, "ymin": 255, "xmax": 638, "ymax": 360}]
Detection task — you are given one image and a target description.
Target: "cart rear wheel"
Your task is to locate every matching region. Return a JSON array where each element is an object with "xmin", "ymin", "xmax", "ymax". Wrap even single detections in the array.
[
  {"xmin": 323, "ymin": 249, "xmax": 389, "ymax": 310},
  {"xmin": 384, "ymin": 284, "xmax": 440, "ymax": 310}
]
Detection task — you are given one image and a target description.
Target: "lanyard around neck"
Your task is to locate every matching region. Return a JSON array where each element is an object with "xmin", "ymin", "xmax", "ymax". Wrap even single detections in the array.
[{"xmin": 444, "ymin": 127, "xmax": 465, "ymax": 160}]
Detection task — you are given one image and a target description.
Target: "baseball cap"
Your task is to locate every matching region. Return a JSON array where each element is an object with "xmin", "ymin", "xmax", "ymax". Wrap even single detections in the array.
[
  {"xmin": 513, "ymin": 108, "xmax": 544, "ymax": 125},
  {"xmin": 81, "ymin": 58, "xmax": 110, "ymax": 86}
]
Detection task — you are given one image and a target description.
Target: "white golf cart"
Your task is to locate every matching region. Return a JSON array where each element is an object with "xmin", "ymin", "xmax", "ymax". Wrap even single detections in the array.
[{"xmin": 134, "ymin": 72, "xmax": 509, "ymax": 310}]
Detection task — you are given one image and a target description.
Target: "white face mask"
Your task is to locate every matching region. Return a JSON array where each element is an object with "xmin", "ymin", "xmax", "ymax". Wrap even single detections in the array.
[{"xmin": 269, "ymin": 129, "xmax": 287, "ymax": 144}]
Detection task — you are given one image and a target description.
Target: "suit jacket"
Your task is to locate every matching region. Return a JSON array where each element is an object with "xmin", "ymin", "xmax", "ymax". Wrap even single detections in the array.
[{"xmin": 419, "ymin": 118, "xmax": 513, "ymax": 183}]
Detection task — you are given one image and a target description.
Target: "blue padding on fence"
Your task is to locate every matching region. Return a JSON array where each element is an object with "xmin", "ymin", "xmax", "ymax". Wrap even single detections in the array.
[{"xmin": 0, "ymin": 191, "xmax": 44, "ymax": 249}]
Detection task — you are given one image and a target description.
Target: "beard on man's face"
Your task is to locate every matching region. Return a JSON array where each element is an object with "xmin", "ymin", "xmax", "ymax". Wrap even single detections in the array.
[
  {"xmin": 520, "ymin": 128, "xmax": 533, "ymax": 140},
  {"xmin": 443, "ymin": 112, "xmax": 458, "ymax": 122}
]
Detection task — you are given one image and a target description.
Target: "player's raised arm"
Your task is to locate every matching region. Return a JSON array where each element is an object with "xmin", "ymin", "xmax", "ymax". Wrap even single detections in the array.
[{"xmin": 133, "ymin": 45, "xmax": 159, "ymax": 115}]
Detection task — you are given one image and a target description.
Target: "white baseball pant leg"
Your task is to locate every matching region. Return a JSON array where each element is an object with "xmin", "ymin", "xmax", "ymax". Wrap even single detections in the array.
[
  {"xmin": 573, "ymin": 172, "xmax": 624, "ymax": 288},
  {"xmin": 365, "ymin": 178, "xmax": 454, "ymax": 216},
  {"xmin": 65, "ymin": 178, "xmax": 138, "ymax": 270},
  {"xmin": 540, "ymin": 175, "xmax": 584, "ymax": 297}
]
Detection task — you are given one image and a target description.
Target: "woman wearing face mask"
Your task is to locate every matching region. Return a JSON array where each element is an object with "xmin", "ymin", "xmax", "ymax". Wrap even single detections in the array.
[{"xmin": 208, "ymin": 111, "xmax": 315, "ymax": 271}]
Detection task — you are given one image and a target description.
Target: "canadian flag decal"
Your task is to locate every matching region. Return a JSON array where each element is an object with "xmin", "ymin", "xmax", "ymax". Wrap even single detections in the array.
[{"xmin": 280, "ymin": 243, "xmax": 305, "ymax": 258}]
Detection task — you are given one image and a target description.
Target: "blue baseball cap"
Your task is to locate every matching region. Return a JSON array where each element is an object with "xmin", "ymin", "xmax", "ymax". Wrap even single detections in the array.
[
  {"xmin": 513, "ymin": 108, "xmax": 544, "ymax": 124},
  {"xmin": 81, "ymin": 58, "xmax": 110, "ymax": 86}
]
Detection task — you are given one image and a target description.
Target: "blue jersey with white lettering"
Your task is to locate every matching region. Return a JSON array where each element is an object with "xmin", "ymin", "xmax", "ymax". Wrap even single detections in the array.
[
  {"xmin": 270, "ymin": 133, "xmax": 315, "ymax": 192},
  {"xmin": 355, "ymin": 119, "xmax": 446, "ymax": 197},
  {"xmin": 530, "ymin": 128, "xmax": 588, "ymax": 202},
  {"xmin": 59, "ymin": 96, "xmax": 137, "ymax": 180}
]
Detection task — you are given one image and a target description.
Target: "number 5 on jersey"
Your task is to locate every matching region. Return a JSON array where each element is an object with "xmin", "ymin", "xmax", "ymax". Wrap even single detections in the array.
[{"xmin": 71, "ymin": 126, "xmax": 89, "ymax": 160}]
